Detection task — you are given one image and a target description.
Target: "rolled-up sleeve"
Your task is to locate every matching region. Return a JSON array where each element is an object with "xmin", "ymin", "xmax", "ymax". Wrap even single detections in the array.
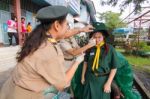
[{"xmin": 59, "ymin": 39, "xmax": 72, "ymax": 51}]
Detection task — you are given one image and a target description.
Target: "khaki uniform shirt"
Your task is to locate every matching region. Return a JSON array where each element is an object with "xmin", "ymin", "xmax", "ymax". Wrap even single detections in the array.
[
  {"xmin": 0, "ymin": 40, "xmax": 67, "ymax": 99},
  {"xmin": 59, "ymin": 37, "xmax": 79, "ymax": 71},
  {"xmin": 13, "ymin": 41, "xmax": 66, "ymax": 92}
]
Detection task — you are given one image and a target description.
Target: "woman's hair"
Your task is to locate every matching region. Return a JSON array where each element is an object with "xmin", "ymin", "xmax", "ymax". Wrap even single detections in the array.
[
  {"xmin": 11, "ymin": 15, "xmax": 16, "ymax": 20},
  {"xmin": 17, "ymin": 15, "xmax": 67, "ymax": 62}
]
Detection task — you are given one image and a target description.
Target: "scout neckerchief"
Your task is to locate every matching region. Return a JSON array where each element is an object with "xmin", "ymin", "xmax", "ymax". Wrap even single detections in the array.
[
  {"xmin": 92, "ymin": 41, "xmax": 105, "ymax": 71},
  {"xmin": 48, "ymin": 37, "xmax": 57, "ymax": 44},
  {"xmin": 47, "ymin": 34, "xmax": 58, "ymax": 53},
  {"xmin": 47, "ymin": 33, "xmax": 57, "ymax": 44}
]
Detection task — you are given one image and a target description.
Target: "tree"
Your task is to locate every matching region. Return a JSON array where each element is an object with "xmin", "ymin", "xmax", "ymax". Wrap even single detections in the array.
[
  {"xmin": 98, "ymin": 11, "xmax": 127, "ymax": 32},
  {"xmin": 100, "ymin": 0, "xmax": 149, "ymax": 13}
]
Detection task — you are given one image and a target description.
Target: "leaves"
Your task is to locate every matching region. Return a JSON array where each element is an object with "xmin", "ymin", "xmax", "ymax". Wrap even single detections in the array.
[
  {"xmin": 98, "ymin": 11, "xmax": 127, "ymax": 32},
  {"xmin": 100, "ymin": 0, "xmax": 149, "ymax": 14}
]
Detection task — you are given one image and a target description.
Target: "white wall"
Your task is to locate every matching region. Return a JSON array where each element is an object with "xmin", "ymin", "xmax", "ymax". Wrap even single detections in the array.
[{"xmin": 0, "ymin": 10, "xmax": 10, "ymax": 44}]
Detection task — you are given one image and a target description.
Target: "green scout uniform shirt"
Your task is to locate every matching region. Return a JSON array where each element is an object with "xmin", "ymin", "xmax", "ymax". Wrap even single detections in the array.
[
  {"xmin": 84, "ymin": 44, "xmax": 118, "ymax": 73},
  {"xmin": 83, "ymin": 44, "xmax": 119, "ymax": 99}
]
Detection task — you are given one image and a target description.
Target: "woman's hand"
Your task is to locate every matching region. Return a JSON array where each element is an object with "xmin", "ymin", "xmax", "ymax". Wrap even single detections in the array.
[
  {"xmin": 88, "ymin": 38, "xmax": 96, "ymax": 47},
  {"xmin": 104, "ymin": 82, "xmax": 111, "ymax": 93},
  {"xmin": 75, "ymin": 53, "xmax": 85, "ymax": 63},
  {"xmin": 81, "ymin": 77, "xmax": 85, "ymax": 85},
  {"xmin": 81, "ymin": 25, "xmax": 94, "ymax": 33}
]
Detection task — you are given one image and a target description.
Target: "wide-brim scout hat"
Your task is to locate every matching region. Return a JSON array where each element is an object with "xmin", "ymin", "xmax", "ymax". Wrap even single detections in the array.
[
  {"xmin": 90, "ymin": 22, "xmax": 109, "ymax": 38},
  {"xmin": 36, "ymin": 6, "xmax": 68, "ymax": 22}
]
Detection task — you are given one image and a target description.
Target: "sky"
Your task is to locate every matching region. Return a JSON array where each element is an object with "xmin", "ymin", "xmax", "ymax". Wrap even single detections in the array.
[
  {"xmin": 91, "ymin": 0, "xmax": 150, "ymax": 27},
  {"xmin": 91, "ymin": 0, "xmax": 131, "ymax": 19}
]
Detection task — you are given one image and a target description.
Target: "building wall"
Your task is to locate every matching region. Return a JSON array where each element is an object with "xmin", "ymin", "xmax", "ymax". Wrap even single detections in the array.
[
  {"xmin": 0, "ymin": 0, "xmax": 93, "ymax": 45},
  {"xmin": 0, "ymin": 10, "xmax": 11, "ymax": 44},
  {"xmin": 79, "ymin": 4, "xmax": 90, "ymax": 23},
  {"xmin": 0, "ymin": 0, "xmax": 43, "ymax": 45}
]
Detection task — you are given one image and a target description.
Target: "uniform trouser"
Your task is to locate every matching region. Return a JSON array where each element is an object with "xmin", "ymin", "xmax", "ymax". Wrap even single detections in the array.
[{"xmin": 8, "ymin": 32, "xmax": 19, "ymax": 45}]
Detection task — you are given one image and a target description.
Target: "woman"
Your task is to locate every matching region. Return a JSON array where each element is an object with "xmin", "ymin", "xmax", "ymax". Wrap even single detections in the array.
[
  {"xmin": 81, "ymin": 22, "xmax": 119, "ymax": 99},
  {"xmin": 0, "ymin": 6, "xmax": 84, "ymax": 99},
  {"xmin": 7, "ymin": 15, "xmax": 18, "ymax": 45}
]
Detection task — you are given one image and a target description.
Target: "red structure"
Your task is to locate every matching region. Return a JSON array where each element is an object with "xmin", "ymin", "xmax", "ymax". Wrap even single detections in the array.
[{"xmin": 14, "ymin": 0, "xmax": 22, "ymax": 44}]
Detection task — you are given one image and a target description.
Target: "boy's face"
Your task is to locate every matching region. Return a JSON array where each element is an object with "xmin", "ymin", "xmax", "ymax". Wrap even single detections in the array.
[{"xmin": 93, "ymin": 32, "xmax": 104, "ymax": 44}]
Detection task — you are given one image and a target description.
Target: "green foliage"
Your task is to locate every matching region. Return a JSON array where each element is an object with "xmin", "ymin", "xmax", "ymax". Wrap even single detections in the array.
[
  {"xmin": 132, "ymin": 41, "xmax": 150, "ymax": 52},
  {"xmin": 116, "ymin": 48, "xmax": 150, "ymax": 68},
  {"xmin": 141, "ymin": 45, "xmax": 150, "ymax": 52},
  {"xmin": 98, "ymin": 11, "xmax": 127, "ymax": 32},
  {"xmin": 100, "ymin": 0, "xmax": 149, "ymax": 14},
  {"xmin": 125, "ymin": 55, "xmax": 150, "ymax": 67}
]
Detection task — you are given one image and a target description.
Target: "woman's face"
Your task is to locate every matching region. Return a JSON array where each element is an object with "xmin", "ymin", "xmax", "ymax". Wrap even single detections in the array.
[
  {"xmin": 57, "ymin": 19, "xmax": 69, "ymax": 39},
  {"xmin": 93, "ymin": 32, "xmax": 104, "ymax": 44}
]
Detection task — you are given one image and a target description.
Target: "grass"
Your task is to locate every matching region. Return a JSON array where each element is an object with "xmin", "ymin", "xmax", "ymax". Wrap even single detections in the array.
[
  {"xmin": 124, "ymin": 55, "xmax": 150, "ymax": 67},
  {"xmin": 116, "ymin": 48, "xmax": 150, "ymax": 73}
]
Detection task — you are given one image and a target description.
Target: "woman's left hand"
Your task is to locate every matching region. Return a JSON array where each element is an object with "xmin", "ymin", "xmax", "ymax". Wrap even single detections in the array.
[{"xmin": 104, "ymin": 82, "xmax": 111, "ymax": 93}]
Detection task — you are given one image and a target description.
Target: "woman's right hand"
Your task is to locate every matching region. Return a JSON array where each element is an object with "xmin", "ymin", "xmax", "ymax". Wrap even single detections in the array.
[
  {"xmin": 88, "ymin": 38, "xmax": 96, "ymax": 47},
  {"xmin": 75, "ymin": 53, "xmax": 85, "ymax": 63},
  {"xmin": 81, "ymin": 77, "xmax": 85, "ymax": 85}
]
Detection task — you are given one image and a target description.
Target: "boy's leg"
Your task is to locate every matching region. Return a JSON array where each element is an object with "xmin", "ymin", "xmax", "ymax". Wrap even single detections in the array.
[
  {"xmin": 14, "ymin": 33, "xmax": 19, "ymax": 45},
  {"xmin": 8, "ymin": 32, "xmax": 13, "ymax": 45}
]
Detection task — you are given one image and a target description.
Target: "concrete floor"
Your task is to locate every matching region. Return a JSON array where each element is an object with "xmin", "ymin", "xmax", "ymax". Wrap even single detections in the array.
[{"xmin": 0, "ymin": 46, "xmax": 20, "ymax": 88}]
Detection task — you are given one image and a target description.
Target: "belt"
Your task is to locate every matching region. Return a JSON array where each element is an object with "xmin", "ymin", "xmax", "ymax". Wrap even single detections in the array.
[{"xmin": 91, "ymin": 71, "xmax": 109, "ymax": 77}]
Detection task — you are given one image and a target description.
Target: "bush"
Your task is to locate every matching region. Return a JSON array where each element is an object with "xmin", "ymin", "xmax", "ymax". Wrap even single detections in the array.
[
  {"xmin": 142, "ymin": 45, "xmax": 150, "ymax": 52},
  {"xmin": 130, "ymin": 41, "xmax": 150, "ymax": 57},
  {"xmin": 131, "ymin": 41, "xmax": 150, "ymax": 52},
  {"xmin": 147, "ymin": 41, "xmax": 150, "ymax": 46}
]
